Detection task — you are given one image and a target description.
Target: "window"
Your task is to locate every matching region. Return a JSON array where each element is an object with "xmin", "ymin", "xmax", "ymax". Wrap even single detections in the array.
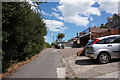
[
  {"xmin": 96, "ymin": 39, "xmax": 105, "ymax": 44},
  {"xmin": 116, "ymin": 19, "xmax": 119, "ymax": 23},
  {"xmin": 111, "ymin": 38, "xmax": 120, "ymax": 43},
  {"xmin": 96, "ymin": 36, "xmax": 117, "ymax": 44},
  {"xmin": 105, "ymin": 37, "xmax": 117, "ymax": 44},
  {"xmin": 114, "ymin": 19, "xmax": 119, "ymax": 24},
  {"xmin": 86, "ymin": 39, "xmax": 95, "ymax": 46}
]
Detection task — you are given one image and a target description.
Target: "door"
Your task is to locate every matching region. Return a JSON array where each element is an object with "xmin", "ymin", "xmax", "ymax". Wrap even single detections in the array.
[
  {"xmin": 104, "ymin": 36, "xmax": 119, "ymax": 58},
  {"xmin": 110, "ymin": 37, "xmax": 120, "ymax": 58}
]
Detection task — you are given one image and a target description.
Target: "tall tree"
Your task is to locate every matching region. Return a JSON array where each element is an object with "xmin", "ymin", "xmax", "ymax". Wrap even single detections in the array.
[
  {"xmin": 2, "ymin": 2, "xmax": 47, "ymax": 72},
  {"xmin": 57, "ymin": 33, "xmax": 65, "ymax": 42}
]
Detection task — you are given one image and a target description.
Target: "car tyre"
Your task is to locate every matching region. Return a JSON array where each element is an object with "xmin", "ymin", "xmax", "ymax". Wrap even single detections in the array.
[{"xmin": 97, "ymin": 53, "xmax": 110, "ymax": 64}]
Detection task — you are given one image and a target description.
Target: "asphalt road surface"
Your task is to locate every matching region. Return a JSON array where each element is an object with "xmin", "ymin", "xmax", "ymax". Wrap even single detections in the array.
[{"xmin": 4, "ymin": 48, "xmax": 63, "ymax": 78}]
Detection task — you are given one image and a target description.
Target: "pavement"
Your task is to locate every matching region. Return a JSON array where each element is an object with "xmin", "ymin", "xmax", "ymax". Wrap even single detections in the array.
[
  {"xmin": 3, "ymin": 48, "xmax": 65, "ymax": 78},
  {"xmin": 59, "ymin": 48, "xmax": 120, "ymax": 78}
]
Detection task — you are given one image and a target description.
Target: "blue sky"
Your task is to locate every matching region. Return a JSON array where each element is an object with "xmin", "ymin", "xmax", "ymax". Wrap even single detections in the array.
[{"xmin": 31, "ymin": 0, "xmax": 119, "ymax": 44}]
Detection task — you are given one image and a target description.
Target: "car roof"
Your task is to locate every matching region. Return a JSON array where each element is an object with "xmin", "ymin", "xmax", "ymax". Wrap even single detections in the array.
[{"xmin": 97, "ymin": 35, "xmax": 120, "ymax": 40}]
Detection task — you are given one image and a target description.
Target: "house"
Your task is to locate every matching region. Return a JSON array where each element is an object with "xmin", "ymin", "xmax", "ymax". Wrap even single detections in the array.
[
  {"xmin": 106, "ymin": 14, "xmax": 120, "ymax": 29},
  {"xmin": 68, "ymin": 37, "xmax": 80, "ymax": 48},
  {"xmin": 78, "ymin": 27, "xmax": 120, "ymax": 47},
  {"xmin": 67, "ymin": 14, "xmax": 120, "ymax": 48}
]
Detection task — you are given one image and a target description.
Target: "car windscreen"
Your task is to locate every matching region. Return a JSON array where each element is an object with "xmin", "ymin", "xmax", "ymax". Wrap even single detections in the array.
[{"xmin": 86, "ymin": 39, "xmax": 95, "ymax": 46}]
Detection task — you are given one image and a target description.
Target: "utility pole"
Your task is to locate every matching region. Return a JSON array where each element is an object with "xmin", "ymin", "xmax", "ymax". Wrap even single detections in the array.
[{"xmin": 53, "ymin": 33, "xmax": 54, "ymax": 43}]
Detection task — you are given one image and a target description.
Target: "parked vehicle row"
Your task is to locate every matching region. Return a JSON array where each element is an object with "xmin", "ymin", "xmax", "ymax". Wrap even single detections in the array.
[{"xmin": 85, "ymin": 35, "xmax": 120, "ymax": 64}]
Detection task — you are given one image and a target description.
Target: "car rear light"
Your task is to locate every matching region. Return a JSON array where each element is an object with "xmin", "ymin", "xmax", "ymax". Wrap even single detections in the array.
[
  {"xmin": 91, "ymin": 56, "xmax": 94, "ymax": 59},
  {"xmin": 92, "ymin": 39, "xmax": 100, "ymax": 45}
]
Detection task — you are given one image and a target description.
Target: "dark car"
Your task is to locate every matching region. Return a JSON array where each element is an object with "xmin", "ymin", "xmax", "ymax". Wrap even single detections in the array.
[{"xmin": 55, "ymin": 43, "xmax": 65, "ymax": 49}]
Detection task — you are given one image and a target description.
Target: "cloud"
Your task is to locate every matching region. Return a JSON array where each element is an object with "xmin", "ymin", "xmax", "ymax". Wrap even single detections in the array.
[
  {"xmin": 44, "ymin": 20, "xmax": 67, "ymax": 32},
  {"xmin": 52, "ymin": 8, "xmax": 58, "ymax": 12},
  {"xmin": 90, "ymin": 17, "xmax": 93, "ymax": 21},
  {"xmin": 41, "ymin": 11, "xmax": 53, "ymax": 16},
  {"xmin": 57, "ymin": 0, "xmax": 101, "ymax": 26},
  {"xmin": 98, "ymin": 0, "xmax": 120, "ymax": 14},
  {"xmin": 52, "ymin": 12, "xmax": 65, "ymax": 20},
  {"xmin": 52, "ymin": 12, "xmax": 60, "ymax": 17},
  {"xmin": 66, "ymin": 15, "xmax": 89, "ymax": 26}
]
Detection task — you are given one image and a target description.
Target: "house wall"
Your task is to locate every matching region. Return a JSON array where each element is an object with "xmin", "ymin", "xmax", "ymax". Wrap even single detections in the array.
[
  {"xmin": 106, "ymin": 14, "xmax": 120, "ymax": 29},
  {"xmin": 90, "ymin": 28, "xmax": 120, "ymax": 40},
  {"xmin": 111, "ymin": 14, "xmax": 120, "ymax": 28},
  {"xmin": 79, "ymin": 28, "xmax": 120, "ymax": 47}
]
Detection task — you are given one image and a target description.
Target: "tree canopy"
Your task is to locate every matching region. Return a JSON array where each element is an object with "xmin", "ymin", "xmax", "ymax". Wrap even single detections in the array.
[
  {"xmin": 2, "ymin": 2, "xmax": 50, "ymax": 73},
  {"xmin": 57, "ymin": 33, "xmax": 65, "ymax": 42},
  {"xmin": 99, "ymin": 24, "xmax": 110, "ymax": 28}
]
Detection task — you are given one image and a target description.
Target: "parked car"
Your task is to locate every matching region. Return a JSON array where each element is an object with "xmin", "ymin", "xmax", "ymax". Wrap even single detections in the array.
[
  {"xmin": 85, "ymin": 35, "xmax": 120, "ymax": 64},
  {"xmin": 55, "ymin": 43, "xmax": 65, "ymax": 49}
]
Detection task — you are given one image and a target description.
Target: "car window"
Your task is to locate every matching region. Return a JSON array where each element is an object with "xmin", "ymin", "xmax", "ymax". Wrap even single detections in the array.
[
  {"xmin": 96, "ymin": 39, "xmax": 105, "ymax": 44},
  {"xmin": 86, "ymin": 39, "xmax": 95, "ymax": 46},
  {"xmin": 96, "ymin": 36, "xmax": 117, "ymax": 44},
  {"xmin": 111, "ymin": 38, "xmax": 120, "ymax": 43},
  {"xmin": 105, "ymin": 37, "xmax": 117, "ymax": 44}
]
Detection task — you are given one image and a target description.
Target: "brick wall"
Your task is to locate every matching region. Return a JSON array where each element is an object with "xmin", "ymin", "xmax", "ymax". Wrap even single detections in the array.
[{"xmin": 90, "ymin": 28, "xmax": 119, "ymax": 39}]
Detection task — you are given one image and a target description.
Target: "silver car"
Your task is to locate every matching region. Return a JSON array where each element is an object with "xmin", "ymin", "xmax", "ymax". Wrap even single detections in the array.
[{"xmin": 85, "ymin": 35, "xmax": 120, "ymax": 64}]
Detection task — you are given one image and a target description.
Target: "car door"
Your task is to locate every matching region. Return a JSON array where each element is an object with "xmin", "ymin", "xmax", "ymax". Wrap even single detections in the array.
[
  {"xmin": 111, "ymin": 37, "xmax": 120, "ymax": 58},
  {"xmin": 104, "ymin": 36, "xmax": 118, "ymax": 58}
]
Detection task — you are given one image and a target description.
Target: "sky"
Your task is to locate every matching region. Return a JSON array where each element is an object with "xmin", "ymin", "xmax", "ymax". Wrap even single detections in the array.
[{"xmin": 27, "ymin": 0, "xmax": 120, "ymax": 44}]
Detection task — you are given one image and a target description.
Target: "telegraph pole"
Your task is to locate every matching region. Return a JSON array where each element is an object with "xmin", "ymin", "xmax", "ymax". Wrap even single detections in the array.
[{"xmin": 53, "ymin": 33, "xmax": 54, "ymax": 43}]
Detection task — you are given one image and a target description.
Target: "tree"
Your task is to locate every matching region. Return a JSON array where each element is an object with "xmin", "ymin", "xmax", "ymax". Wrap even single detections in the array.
[
  {"xmin": 51, "ymin": 42, "xmax": 57, "ymax": 46},
  {"xmin": 2, "ymin": 2, "xmax": 47, "ymax": 72},
  {"xmin": 99, "ymin": 24, "xmax": 110, "ymax": 28},
  {"xmin": 57, "ymin": 33, "xmax": 65, "ymax": 42}
]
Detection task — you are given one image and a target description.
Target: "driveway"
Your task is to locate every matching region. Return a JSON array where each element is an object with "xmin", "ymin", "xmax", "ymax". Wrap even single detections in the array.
[{"xmin": 59, "ymin": 48, "xmax": 119, "ymax": 78}]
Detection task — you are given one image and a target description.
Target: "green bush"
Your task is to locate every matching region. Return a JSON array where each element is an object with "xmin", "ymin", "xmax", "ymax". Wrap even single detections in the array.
[{"xmin": 2, "ymin": 2, "xmax": 47, "ymax": 72}]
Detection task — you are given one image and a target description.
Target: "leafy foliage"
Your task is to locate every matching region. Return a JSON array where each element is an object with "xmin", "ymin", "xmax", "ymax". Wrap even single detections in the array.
[
  {"xmin": 2, "ymin": 2, "xmax": 50, "ymax": 72},
  {"xmin": 99, "ymin": 24, "xmax": 110, "ymax": 28},
  {"xmin": 51, "ymin": 42, "xmax": 57, "ymax": 46},
  {"xmin": 57, "ymin": 33, "xmax": 65, "ymax": 42}
]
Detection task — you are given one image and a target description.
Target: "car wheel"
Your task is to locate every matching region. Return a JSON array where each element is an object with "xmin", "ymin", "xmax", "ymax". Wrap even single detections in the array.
[{"xmin": 97, "ymin": 53, "xmax": 110, "ymax": 64}]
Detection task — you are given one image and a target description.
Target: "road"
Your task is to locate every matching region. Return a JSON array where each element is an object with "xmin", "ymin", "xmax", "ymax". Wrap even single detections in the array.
[
  {"xmin": 3, "ymin": 48, "xmax": 119, "ymax": 79},
  {"xmin": 3, "ymin": 48, "xmax": 63, "ymax": 78}
]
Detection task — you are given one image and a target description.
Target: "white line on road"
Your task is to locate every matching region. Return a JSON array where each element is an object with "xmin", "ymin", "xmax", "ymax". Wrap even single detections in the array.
[{"xmin": 57, "ymin": 67, "xmax": 66, "ymax": 78}]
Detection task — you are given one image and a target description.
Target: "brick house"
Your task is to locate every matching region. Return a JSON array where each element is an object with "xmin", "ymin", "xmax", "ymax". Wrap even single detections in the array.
[
  {"xmin": 106, "ymin": 14, "xmax": 120, "ymax": 29},
  {"xmin": 78, "ymin": 27, "xmax": 120, "ymax": 47}
]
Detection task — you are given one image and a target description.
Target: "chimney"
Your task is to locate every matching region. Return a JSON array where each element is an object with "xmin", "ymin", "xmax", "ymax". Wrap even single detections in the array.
[{"xmin": 77, "ymin": 33, "xmax": 78, "ymax": 37}]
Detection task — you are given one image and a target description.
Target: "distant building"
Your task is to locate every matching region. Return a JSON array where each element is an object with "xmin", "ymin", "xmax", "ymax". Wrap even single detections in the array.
[
  {"xmin": 68, "ymin": 37, "xmax": 80, "ymax": 48},
  {"xmin": 106, "ymin": 14, "xmax": 120, "ymax": 29}
]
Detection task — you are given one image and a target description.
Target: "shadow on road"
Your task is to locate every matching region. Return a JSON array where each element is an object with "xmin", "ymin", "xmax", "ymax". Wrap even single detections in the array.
[
  {"xmin": 110, "ymin": 58, "xmax": 120, "ymax": 63},
  {"xmin": 75, "ymin": 59, "xmax": 99, "ymax": 65},
  {"xmin": 75, "ymin": 58, "xmax": 120, "ymax": 66}
]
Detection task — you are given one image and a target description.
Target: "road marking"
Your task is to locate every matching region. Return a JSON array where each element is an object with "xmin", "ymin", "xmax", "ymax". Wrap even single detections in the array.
[{"xmin": 57, "ymin": 67, "xmax": 66, "ymax": 78}]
